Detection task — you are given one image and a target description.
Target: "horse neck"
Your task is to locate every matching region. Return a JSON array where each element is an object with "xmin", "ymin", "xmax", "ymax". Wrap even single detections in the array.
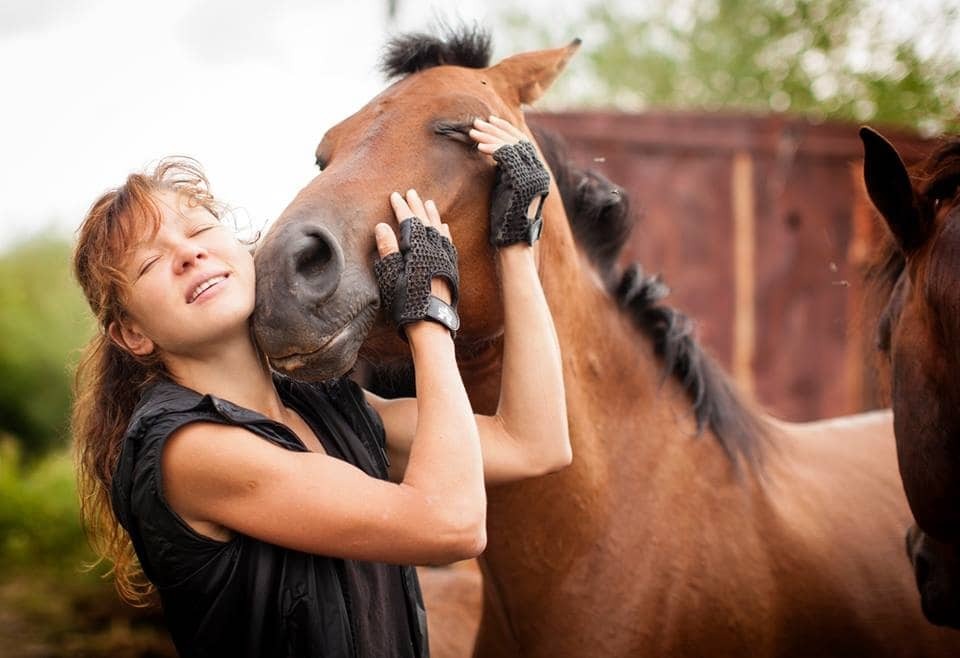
[
  {"xmin": 458, "ymin": 197, "xmax": 752, "ymax": 654},
  {"xmin": 458, "ymin": 193, "xmax": 695, "ymax": 506}
]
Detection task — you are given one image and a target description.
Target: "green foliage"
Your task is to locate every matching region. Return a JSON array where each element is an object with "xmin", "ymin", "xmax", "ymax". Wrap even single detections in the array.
[
  {"xmin": 0, "ymin": 440, "xmax": 95, "ymax": 577},
  {"xmin": 0, "ymin": 238, "xmax": 94, "ymax": 457},
  {"xmin": 503, "ymin": 0, "xmax": 960, "ymax": 133},
  {"xmin": 0, "ymin": 441, "xmax": 172, "ymax": 656}
]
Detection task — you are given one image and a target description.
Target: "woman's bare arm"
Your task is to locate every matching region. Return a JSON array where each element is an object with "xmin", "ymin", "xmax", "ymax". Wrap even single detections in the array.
[
  {"xmin": 160, "ymin": 190, "xmax": 486, "ymax": 565},
  {"xmin": 373, "ymin": 115, "xmax": 570, "ymax": 486},
  {"xmin": 370, "ymin": 244, "xmax": 569, "ymax": 486}
]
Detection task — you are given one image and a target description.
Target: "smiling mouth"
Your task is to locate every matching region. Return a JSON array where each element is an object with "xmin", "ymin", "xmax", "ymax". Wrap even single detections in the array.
[
  {"xmin": 269, "ymin": 304, "xmax": 376, "ymax": 373},
  {"xmin": 188, "ymin": 273, "xmax": 230, "ymax": 303}
]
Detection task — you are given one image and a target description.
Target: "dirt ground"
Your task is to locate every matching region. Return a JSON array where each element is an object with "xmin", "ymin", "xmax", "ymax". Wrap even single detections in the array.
[{"xmin": 0, "ymin": 576, "xmax": 175, "ymax": 658}]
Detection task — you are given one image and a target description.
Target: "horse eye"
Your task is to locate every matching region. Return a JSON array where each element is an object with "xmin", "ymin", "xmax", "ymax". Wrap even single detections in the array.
[{"xmin": 434, "ymin": 121, "xmax": 473, "ymax": 145}]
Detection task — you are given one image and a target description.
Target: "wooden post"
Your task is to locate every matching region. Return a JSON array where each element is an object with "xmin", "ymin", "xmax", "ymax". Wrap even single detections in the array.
[{"xmin": 732, "ymin": 151, "xmax": 756, "ymax": 395}]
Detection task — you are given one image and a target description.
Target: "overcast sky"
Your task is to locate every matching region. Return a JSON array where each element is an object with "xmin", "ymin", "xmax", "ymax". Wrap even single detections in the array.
[{"xmin": 0, "ymin": 0, "xmax": 574, "ymax": 253}]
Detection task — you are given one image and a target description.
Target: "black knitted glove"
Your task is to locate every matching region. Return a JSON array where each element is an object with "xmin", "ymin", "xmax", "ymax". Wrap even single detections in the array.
[
  {"xmin": 489, "ymin": 141, "xmax": 551, "ymax": 246},
  {"xmin": 373, "ymin": 217, "xmax": 460, "ymax": 337}
]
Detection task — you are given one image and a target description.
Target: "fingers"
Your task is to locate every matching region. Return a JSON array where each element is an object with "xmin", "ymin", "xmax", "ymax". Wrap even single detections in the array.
[
  {"xmin": 392, "ymin": 189, "xmax": 433, "ymax": 223},
  {"xmin": 468, "ymin": 124, "xmax": 506, "ymax": 145},
  {"xmin": 390, "ymin": 191, "xmax": 413, "ymax": 222},
  {"xmin": 473, "ymin": 117, "xmax": 515, "ymax": 142},
  {"xmin": 425, "ymin": 200, "xmax": 453, "ymax": 240},
  {"xmin": 424, "ymin": 199, "xmax": 440, "ymax": 225},
  {"xmin": 386, "ymin": 191, "xmax": 450, "ymax": 239},
  {"xmin": 405, "ymin": 189, "xmax": 428, "ymax": 220},
  {"xmin": 470, "ymin": 115, "xmax": 529, "ymax": 158},
  {"xmin": 488, "ymin": 115, "xmax": 526, "ymax": 140},
  {"xmin": 374, "ymin": 222, "xmax": 399, "ymax": 257}
]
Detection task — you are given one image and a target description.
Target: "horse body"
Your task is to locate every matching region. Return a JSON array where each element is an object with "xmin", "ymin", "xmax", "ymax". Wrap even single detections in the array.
[
  {"xmin": 252, "ymin": 29, "xmax": 960, "ymax": 656},
  {"xmin": 457, "ymin": 205, "xmax": 952, "ymax": 656}
]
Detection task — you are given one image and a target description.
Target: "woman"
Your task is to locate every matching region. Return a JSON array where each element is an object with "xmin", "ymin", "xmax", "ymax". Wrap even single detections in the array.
[{"xmin": 71, "ymin": 116, "xmax": 570, "ymax": 657}]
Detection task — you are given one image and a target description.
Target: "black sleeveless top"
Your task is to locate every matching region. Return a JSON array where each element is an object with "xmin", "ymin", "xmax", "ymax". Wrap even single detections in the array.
[{"xmin": 110, "ymin": 374, "xmax": 428, "ymax": 658}]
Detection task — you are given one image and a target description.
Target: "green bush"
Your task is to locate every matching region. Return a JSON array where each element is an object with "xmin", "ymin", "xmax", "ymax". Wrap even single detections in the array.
[
  {"xmin": 0, "ymin": 439, "xmax": 96, "ymax": 579},
  {"xmin": 0, "ymin": 238, "xmax": 94, "ymax": 458}
]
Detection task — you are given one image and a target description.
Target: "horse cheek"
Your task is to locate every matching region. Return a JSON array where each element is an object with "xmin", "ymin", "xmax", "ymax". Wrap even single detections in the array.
[{"xmin": 891, "ymin": 341, "xmax": 960, "ymax": 540}]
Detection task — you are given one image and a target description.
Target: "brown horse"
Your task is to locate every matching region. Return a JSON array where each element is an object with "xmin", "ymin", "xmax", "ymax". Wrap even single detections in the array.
[
  {"xmin": 861, "ymin": 127, "xmax": 960, "ymax": 627},
  {"xmin": 253, "ymin": 28, "xmax": 960, "ymax": 656}
]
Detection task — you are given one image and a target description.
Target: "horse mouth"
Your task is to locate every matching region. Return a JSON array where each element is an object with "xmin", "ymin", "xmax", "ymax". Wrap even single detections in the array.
[{"xmin": 268, "ymin": 303, "xmax": 378, "ymax": 379}]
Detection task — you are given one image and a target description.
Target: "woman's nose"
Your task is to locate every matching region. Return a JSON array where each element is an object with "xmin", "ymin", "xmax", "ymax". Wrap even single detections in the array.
[{"xmin": 173, "ymin": 242, "xmax": 209, "ymax": 274}]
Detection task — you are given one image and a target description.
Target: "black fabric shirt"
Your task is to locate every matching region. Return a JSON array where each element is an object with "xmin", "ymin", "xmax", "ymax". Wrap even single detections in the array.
[{"xmin": 110, "ymin": 374, "xmax": 428, "ymax": 658}]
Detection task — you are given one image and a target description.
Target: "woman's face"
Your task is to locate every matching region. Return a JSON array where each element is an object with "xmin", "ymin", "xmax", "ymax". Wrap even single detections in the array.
[{"xmin": 115, "ymin": 190, "xmax": 255, "ymax": 359}]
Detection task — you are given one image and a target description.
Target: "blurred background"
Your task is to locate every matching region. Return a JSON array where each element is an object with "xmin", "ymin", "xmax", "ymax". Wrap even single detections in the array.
[{"xmin": 1, "ymin": 0, "xmax": 958, "ymax": 654}]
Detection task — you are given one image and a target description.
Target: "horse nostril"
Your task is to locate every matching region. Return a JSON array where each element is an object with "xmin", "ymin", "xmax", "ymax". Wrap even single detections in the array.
[
  {"xmin": 289, "ymin": 225, "xmax": 344, "ymax": 304},
  {"xmin": 295, "ymin": 231, "xmax": 334, "ymax": 279}
]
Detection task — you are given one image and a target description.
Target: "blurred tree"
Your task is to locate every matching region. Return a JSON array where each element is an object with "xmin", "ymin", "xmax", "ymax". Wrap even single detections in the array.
[
  {"xmin": 503, "ymin": 0, "xmax": 960, "ymax": 133},
  {"xmin": 0, "ymin": 239, "xmax": 92, "ymax": 458}
]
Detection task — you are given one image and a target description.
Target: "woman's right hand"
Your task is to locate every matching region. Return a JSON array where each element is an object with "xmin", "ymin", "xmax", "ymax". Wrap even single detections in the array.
[{"xmin": 375, "ymin": 188, "xmax": 454, "ymax": 306}]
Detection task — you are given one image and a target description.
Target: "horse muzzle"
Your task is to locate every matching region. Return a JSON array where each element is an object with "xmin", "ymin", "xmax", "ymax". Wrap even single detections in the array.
[{"xmin": 253, "ymin": 219, "xmax": 378, "ymax": 380}]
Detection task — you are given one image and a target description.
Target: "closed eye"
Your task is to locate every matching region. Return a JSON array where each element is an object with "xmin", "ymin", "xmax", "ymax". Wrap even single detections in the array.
[
  {"xmin": 138, "ymin": 256, "xmax": 160, "ymax": 278},
  {"xmin": 190, "ymin": 224, "xmax": 217, "ymax": 237},
  {"xmin": 434, "ymin": 120, "xmax": 475, "ymax": 145}
]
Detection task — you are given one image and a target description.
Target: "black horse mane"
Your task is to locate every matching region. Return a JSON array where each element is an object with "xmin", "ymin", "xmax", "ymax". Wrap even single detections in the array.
[
  {"xmin": 865, "ymin": 136, "xmax": 960, "ymax": 355},
  {"xmin": 534, "ymin": 127, "xmax": 766, "ymax": 466},
  {"xmin": 371, "ymin": 27, "xmax": 765, "ymax": 466}
]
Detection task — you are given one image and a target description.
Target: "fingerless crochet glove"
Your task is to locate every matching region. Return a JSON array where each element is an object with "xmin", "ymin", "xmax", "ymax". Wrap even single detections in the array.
[
  {"xmin": 373, "ymin": 217, "xmax": 460, "ymax": 337},
  {"xmin": 489, "ymin": 141, "xmax": 551, "ymax": 246}
]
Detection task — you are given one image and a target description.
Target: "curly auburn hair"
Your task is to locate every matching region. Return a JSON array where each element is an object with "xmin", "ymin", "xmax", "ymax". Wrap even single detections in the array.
[{"xmin": 71, "ymin": 157, "xmax": 223, "ymax": 605}]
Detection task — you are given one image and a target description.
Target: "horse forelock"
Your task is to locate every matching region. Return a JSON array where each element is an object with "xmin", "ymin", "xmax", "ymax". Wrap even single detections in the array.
[
  {"xmin": 917, "ymin": 137, "xmax": 960, "ymax": 201},
  {"xmin": 379, "ymin": 24, "xmax": 493, "ymax": 80},
  {"xmin": 534, "ymin": 124, "xmax": 766, "ymax": 466}
]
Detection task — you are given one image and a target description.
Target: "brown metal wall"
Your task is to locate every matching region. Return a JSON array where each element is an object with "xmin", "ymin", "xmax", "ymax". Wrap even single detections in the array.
[{"xmin": 530, "ymin": 111, "xmax": 934, "ymax": 421}]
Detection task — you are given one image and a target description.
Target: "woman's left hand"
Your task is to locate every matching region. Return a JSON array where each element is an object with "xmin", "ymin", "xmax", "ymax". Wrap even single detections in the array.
[
  {"xmin": 468, "ymin": 115, "xmax": 528, "ymax": 158},
  {"xmin": 469, "ymin": 115, "xmax": 550, "ymax": 246}
]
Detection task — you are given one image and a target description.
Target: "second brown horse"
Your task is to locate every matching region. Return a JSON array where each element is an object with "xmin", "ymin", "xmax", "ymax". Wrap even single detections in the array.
[
  {"xmin": 253, "ymin": 29, "xmax": 960, "ymax": 657},
  {"xmin": 861, "ymin": 127, "xmax": 960, "ymax": 627}
]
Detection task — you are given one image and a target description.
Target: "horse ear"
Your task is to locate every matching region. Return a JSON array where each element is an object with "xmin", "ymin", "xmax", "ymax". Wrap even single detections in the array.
[
  {"xmin": 860, "ymin": 126, "xmax": 927, "ymax": 251},
  {"xmin": 488, "ymin": 38, "xmax": 581, "ymax": 105}
]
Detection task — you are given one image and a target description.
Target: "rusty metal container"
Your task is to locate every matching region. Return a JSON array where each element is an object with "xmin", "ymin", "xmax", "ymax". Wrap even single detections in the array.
[{"xmin": 531, "ymin": 111, "xmax": 935, "ymax": 421}]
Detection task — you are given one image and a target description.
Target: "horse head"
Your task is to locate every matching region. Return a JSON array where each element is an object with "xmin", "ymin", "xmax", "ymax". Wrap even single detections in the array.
[
  {"xmin": 253, "ymin": 29, "xmax": 579, "ymax": 380},
  {"xmin": 861, "ymin": 126, "xmax": 960, "ymax": 626}
]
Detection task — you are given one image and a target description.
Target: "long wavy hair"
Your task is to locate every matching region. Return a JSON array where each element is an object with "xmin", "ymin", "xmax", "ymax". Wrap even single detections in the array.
[{"xmin": 71, "ymin": 158, "xmax": 223, "ymax": 605}]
